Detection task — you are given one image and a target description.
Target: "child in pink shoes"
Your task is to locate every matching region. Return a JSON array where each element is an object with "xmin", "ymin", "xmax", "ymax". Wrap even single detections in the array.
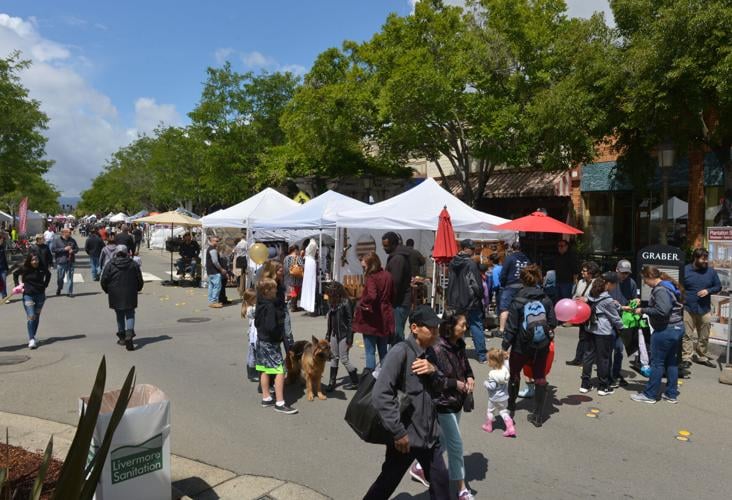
[{"xmin": 482, "ymin": 348, "xmax": 516, "ymax": 437}]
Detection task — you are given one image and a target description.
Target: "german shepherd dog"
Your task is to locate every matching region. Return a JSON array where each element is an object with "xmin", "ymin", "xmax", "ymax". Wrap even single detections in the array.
[{"xmin": 286, "ymin": 336, "xmax": 332, "ymax": 401}]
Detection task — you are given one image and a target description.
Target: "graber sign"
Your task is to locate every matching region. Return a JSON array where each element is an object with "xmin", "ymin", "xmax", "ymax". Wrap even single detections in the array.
[
  {"xmin": 639, "ymin": 251, "xmax": 682, "ymax": 261},
  {"xmin": 636, "ymin": 244, "xmax": 684, "ymax": 301}
]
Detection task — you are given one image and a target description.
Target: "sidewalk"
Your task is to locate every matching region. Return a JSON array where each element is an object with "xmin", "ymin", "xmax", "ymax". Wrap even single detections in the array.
[{"xmin": 1, "ymin": 411, "xmax": 329, "ymax": 500}]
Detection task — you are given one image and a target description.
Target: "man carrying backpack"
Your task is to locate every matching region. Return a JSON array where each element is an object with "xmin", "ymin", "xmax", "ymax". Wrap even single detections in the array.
[
  {"xmin": 502, "ymin": 264, "xmax": 556, "ymax": 428},
  {"xmin": 447, "ymin": 239, "xmax": 487, "ymax": 363}
]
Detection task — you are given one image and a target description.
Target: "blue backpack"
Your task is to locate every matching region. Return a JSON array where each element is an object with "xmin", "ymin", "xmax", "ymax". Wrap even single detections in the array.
[{"xmin": 518, "ymin": 298, "xmax": 550, "ymax": 349}]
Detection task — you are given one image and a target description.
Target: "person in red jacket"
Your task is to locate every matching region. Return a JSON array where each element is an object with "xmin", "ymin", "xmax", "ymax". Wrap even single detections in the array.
[{"xmin": 353, "ymin": 252, "xmax": 394, "ymax": 370}]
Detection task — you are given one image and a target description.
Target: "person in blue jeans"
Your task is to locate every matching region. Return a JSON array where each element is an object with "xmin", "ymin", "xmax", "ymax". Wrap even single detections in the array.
[
  {"xmin": 630, "ymin": 265, "xmax": 685, "ymax": 404},
  {"xmin": 50, "ymin": 227, "xmax": 78, "ymax": 296},
  {"xmin": 609, "ymin": 259, "xmax": 637, "ymax": 387},
  {"xmin": 84, "ymin": 228, "xmax": 105, "ymax": 281},
  {"xmin": 101, "ymin": 244, "xmax": 144, "ymax": 351},
  {"xmin": 353, "ymin": 252, "xmax": 394, "ymax": 370},
  {"xmin": 206, "ymin": 236, "xmax": 228, "ymax": 308},
  {"xmin": 16, "ymin": 252, "xmax": 51, "ymax": 349},
  {"xmin": 447, "ymin": 239, "xmax": 487, "ymax": 363}
]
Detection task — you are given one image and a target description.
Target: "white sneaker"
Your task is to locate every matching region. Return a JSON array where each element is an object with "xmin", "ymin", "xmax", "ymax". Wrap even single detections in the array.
[
  {"xmin": 579, "ymin": 387, "xmax": 590, "ymax": 394},
  {"xmin": 598, "ymin": 388, "xmax": 615, "ymax": 396},
  {"xmin": 28, "ymin": 338, "xmax": 37, "ymax": 350}
]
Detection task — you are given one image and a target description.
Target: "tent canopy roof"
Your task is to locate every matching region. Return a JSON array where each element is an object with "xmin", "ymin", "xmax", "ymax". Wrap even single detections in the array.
[
  {"xmin": 335, "ymin": 178, "xmax": 509, "ymax": 234},
  {"xmin": 202, "ymin": 188, "xmax": 299, "ymax": 228},
  {"xmin": 135, "ymin": 210, "xmax": 201, "ymax": 226},
  {"xmin": 254, "ymin": 190, "xmax": 367, "ymax": 230},
  {"xmin": 650, "ymin": 196, "xmax": 688, "ymax": 220}
]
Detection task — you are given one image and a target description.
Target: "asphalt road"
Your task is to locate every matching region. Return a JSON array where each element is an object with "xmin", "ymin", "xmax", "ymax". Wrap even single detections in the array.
[{"xmin": 1, "ymin": 240, "xmax": 731, "ymax": 499}]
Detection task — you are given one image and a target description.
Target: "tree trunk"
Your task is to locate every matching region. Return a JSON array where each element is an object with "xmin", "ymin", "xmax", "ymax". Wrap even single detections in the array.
[{"xmin": 687, "ymin": 145, "xmax": 705, "ymax": 249}]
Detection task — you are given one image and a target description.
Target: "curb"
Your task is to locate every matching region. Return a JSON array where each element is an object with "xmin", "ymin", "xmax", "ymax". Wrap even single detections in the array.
[{"xmin": 1, "ymin": 411, "xmax": 329, "ymax": 500}]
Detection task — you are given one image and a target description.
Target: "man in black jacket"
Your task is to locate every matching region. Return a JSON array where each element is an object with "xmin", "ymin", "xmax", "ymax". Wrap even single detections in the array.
[
  {"xmin": 115, "ymin": 224, "xmax": 135, "ymax": 252},
  {"xmin": 382, "ymin": 232, "xmax": 412, "ymax": 343},
  {"xmin": 84, "ymin": 229, "xmax": 105, "ymax": 281},
  {"xmin": 447, "ymin": 239, "xmax": 487, "ymax": 363},
  {"xmin": 100, "ymin": 245, "xmax": 143, "ymax": 351},
  {"xmin": 365, "ymin": 305, "xmax": 448, "ymax": 499}
]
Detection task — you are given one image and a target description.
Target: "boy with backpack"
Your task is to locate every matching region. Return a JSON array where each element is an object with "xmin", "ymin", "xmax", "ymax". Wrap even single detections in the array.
[
  {"xmin": 502, "ymin": 264, "xmax": 556, "ymax": 428},
  {"xmin": 581, "ymin": 272, "xmax": 625, "ymax": 396}
]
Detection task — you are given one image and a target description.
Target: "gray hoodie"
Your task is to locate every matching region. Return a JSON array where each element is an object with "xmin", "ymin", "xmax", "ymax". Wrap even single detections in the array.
[
  {"xmin": 587, "ymin": 292, "xmax": 624, "ymax": 336},
  {"xmin": 372, "ymin": 335, "xmax": 440, "ymax": 449},
  {"xmin": 642, "ymin": 281, "xmax": 683, "ymax": 331}
]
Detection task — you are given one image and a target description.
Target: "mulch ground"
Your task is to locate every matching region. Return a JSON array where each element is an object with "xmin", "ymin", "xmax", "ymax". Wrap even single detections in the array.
[{"xmin": 0, "ymin": 443, "xmax": 62, "ymax": 499}]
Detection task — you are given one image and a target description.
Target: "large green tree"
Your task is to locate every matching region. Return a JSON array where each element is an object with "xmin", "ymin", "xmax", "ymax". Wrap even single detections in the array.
[
  {"xmin": 0, "ymin": 52, "xmax": 57, "ymax": 213},
  {"xmin": 277, "ymin": 45, "xmax": 403, "ymax": 181},
  {"xmin": 350, "ymin": 0, "xmax": 615, "ymax": 206},
  {"xmin": 188, "ymin": 64, "xmax": 301, "ymax": 204},
  {"xmin": 609, "ymin": 0, "xmax": 732, "ymax": 245}
]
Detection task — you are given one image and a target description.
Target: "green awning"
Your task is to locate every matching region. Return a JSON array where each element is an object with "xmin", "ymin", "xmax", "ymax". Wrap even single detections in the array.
[{"xmin": 581, "ymin": 153, "xmax": 724, "ymax": 192}]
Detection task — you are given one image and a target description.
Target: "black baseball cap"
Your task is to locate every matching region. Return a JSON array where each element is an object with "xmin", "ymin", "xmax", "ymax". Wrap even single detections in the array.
[
  {"xmin": 409, "ymin": 305, "xmax": 440, "ymax": 328},
  {"xmin": 602, "ymin": 271, "xmax": 619, "ymax": 284},
  {"xmin": 460, "ymin": 239, "xmax": 475, "ymax": 250}
]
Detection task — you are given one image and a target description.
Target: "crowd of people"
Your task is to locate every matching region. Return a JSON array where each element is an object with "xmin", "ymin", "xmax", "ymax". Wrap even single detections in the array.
[
  {"xmin": 2, "ymin": 223, "xmax": 145, "ymax": 350},
  {"xmin": 3, "ymin": 221, "xmax": 725, "ymax": 499}
]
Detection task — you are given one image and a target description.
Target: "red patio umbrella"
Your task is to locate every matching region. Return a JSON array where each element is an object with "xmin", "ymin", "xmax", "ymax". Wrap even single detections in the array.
[
  {"xmin": 495, "ymin": 211, "xmax": 583, "ymax": 234},
  {"xmin": 433, "ymin": 206, "xmax": 459, "ymax": 263}
]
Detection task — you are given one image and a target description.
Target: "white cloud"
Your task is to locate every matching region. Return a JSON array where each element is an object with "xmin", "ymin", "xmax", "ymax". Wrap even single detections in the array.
[
  {"xmin": 0, "ymin": 13, "xmax": 179, "ymax": 197},
  {"xmin": 214, "ymin": 47, "xmax": 234, "ymax": 65},
  {"xmin": 281, "ymin": 64, "xmax": 307, "ymax": 76},
  {"xmin": 213, "ymin": 47, "xmax": 306, "ymax": 76},
  {"xmin": 241, "ymin": 50, "xmax": 277, "ymax": 69},
  {"xmin": 408, "ymin": 0, "xmax": 614, "ymax": 24},
  {"xmin": 134, "ymin": 97, "xmax": 181, "ymax": 134}
]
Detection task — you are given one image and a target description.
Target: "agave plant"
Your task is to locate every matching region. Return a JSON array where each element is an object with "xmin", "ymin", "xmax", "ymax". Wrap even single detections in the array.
[{"xmin": 0, "ymin": 356, "xmax": 135, "ymax": 500}]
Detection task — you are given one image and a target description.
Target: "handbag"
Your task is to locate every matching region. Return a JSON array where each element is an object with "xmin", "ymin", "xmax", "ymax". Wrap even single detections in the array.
[
  {"xmin": 289, "ymin": 260, "xmax": 304, "ymax": 279},
  {"xmin": 462, "ymin": 392, "xmax": 474, "ymax": 413},
  {"xmin": 344, "ymin": 343, "xmax": 414, "ymax": 444}
]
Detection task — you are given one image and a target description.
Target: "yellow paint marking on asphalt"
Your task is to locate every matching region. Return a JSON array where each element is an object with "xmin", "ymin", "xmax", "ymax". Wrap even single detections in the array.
[
  {"xmin": 678, "ymin": 430, "xmax": 691, "ymax": 437},
  {"xmin": 585, "ymin": 413, "xmax": 598, "ymax": 418}
]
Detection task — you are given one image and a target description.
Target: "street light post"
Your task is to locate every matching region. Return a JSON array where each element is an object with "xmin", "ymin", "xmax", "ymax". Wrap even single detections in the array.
[{"xmin": 658, "ymin": 143, "xmax": 675, "ymax": 245}]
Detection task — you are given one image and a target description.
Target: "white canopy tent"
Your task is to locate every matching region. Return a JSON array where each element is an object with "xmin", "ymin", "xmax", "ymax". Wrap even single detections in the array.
[
  {"xmin": 336, "ymin": 177, "xmax": 509, "ymax": 233},
  {"xmin": 334, "ymin": 177, "xmax": 512, "ymax": 284},
  {"xmin": 253, "ymin": 190, "xmax": 369, "ymax": 283},
  {"xmin": 650, "ymin": 197, "xmax": 688, "ymax": 220},
  {"xmin": 201, "ymin": 188, "xmax": 300, "ymax": 229},
  {"xmin": 109, "ymin": 212, "xmax": 128, "ymax": 223},
  {"xmin": 254, "ymin": 190, "xmax": 367, "ymax": 231}
]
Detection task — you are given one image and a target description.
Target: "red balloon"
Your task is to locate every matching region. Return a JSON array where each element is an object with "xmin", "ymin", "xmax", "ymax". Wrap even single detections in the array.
[{"xmin": 570, "ymin": 301, "xmax": 591, "ymax": 324}]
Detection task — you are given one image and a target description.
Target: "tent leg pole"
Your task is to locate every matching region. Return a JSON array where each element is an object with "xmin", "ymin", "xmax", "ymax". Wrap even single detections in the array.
[
  {"xmin": 431, "ymin": 258, "xmax": 436, "ymax": 309},
  {"xmin": 318, "ymin": 230, "xmax": 323, "ymax": 312}
]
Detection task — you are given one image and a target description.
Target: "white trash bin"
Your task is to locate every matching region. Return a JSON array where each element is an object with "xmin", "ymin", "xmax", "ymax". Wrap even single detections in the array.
[{"xmin": 81, "ymin": 384, "xmax": 171, "ymax": 500}]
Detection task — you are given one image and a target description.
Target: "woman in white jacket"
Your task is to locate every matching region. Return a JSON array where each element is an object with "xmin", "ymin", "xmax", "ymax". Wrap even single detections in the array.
[{"xmin": 566, "ymin": 261, "xmax": 601, "ymax": 366}]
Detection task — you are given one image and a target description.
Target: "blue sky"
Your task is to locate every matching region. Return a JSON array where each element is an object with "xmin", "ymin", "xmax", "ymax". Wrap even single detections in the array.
[{"xmin": 0, "ymin": 1, "xmax": 612, "ymax": 197}]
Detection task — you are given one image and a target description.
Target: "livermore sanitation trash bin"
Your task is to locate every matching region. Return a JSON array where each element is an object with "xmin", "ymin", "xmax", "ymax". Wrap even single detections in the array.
[{"xmin": 80, "ymin": 384, "xmax": 171, "ymax": 500}]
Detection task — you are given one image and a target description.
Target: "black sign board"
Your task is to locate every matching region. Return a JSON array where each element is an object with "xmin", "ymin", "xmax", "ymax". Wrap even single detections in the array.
[{"xmin": 636, "ymin": 244, "xmax": 685, "ymax": 301}]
